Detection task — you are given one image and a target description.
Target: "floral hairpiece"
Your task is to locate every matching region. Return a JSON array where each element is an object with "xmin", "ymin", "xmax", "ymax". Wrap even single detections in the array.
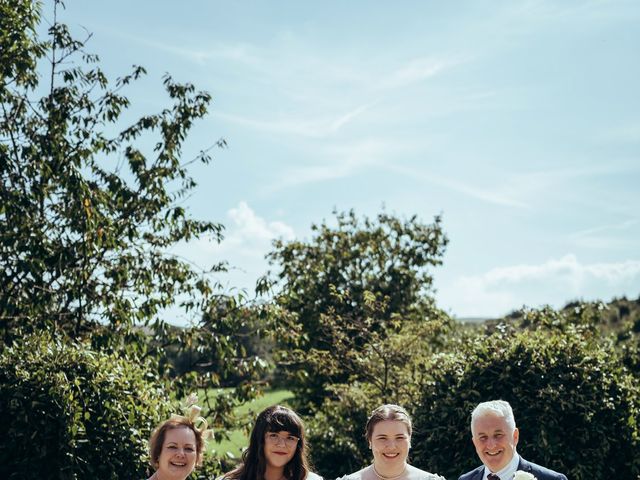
[
  {"xmin": 170, "ymin": 393, "xmax": 215, "ymax": 441},
  {"xmin": 513, "ymin": 472, "xmax": 537, "ymax": 480}
]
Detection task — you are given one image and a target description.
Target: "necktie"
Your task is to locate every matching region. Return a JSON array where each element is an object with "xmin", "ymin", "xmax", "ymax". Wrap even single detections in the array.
[{"xmin": 487, "ymin": 475, "xmax": 500, "ymax": 480}]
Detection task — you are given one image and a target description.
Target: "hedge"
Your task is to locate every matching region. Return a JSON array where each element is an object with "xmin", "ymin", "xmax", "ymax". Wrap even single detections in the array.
[
  {"xmin": 0, "ymin": 332, "xmax": 172, "ymax": 479},
  {"xmin": 411, "ymin": 329, "xmax": 640, "ymax": 480}
]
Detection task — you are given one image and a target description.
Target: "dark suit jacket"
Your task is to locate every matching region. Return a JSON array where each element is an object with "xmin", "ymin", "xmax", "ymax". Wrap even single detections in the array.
[{"xmin": 458, "ymin": 457, "xmax": 567, "ymax": 480}]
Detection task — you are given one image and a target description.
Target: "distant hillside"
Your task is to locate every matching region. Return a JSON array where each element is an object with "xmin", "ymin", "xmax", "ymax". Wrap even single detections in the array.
[
  {"xmin": 456, "ymin": 294, "xmax": 640, "ymax": 333},
  {"xmin": 454, "ymin": 316, "xmax": 495, "ymax": 324}
]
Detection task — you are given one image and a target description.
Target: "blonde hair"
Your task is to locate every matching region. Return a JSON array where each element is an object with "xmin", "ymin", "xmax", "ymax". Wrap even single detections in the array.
[{"xmin": 148, "ymin": 417, "xmax": 205, "ymax": 468}]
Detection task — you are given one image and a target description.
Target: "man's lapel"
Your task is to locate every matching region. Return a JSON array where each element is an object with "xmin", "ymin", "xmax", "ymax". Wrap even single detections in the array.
[
  {"xmin": 472, "ymin": 466, "xmax": 485, "ymax": 480},
  {"xmin": 517, "ymin": 457, "xmax": 533, "ymax": 474}
]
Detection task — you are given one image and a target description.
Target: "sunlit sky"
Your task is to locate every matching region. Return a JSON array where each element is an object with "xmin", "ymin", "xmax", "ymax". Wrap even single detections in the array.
[{"xmin": 54, "ymin": 0, "xmax": 639, "ymax": 321}]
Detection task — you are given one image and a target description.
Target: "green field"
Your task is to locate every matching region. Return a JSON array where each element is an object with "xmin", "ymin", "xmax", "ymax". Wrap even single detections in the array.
[{"xmin": 208, "ymin": 389, "xmax": 294, "ymax": 458}]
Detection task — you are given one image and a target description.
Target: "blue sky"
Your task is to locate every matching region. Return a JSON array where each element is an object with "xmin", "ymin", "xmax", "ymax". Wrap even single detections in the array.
[{"xmin": 55, "ymin": 0, "xmax": 640, "ymax": 321}]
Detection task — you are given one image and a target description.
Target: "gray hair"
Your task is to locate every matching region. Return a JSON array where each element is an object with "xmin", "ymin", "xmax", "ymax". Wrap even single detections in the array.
[{"xmin": 470, "ymin": 400, "xmax": 516, "ymax": 436}]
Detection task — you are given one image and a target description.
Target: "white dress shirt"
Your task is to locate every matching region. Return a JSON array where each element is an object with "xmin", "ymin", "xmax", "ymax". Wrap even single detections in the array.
[{"xmin": 483, "ymin": 452, "xmax": 520, "ymax": 480}]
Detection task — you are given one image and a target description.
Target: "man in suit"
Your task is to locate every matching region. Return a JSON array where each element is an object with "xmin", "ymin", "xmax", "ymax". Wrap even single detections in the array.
[{"xmin": 458, "ymin": 400, "xmax": 567, "ymax": 480}]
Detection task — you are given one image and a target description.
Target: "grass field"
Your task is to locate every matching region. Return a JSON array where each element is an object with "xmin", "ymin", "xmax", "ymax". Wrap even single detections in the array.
[{"xmin": 208, "ymin": 389, "xmax": 294, "ymax": 458}]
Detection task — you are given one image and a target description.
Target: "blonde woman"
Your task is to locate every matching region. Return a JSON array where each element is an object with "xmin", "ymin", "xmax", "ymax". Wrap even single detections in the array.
[{"xmin": 147, "ymin": 396, "xmax": 212, "ymax": 480}]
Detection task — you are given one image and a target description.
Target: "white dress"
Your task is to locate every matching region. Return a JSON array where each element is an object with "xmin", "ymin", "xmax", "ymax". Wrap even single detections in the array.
[
  {"xmin": 339, "ymin": 464, "xmax": 444, "ymax": 480},
  {"xmin": 220, "ymin": 472, "xmax": 324, "ymax": 480}
]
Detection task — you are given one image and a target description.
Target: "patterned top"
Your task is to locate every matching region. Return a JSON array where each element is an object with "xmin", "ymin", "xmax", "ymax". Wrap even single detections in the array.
[{"xmin": 338, "ymin": 464, "xmax": 445, "ymax": 480}]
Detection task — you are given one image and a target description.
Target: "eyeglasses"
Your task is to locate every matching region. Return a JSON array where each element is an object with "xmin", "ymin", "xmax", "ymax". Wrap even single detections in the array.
[{"xmin": 265, "ymin": 432, "xmax": 300, "ymax": 448}]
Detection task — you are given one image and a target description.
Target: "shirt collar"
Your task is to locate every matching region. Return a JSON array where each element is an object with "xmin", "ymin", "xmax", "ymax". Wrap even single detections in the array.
[{"xmin": 483, "ymin": 452, "xmax": 520, "ymax": 480}]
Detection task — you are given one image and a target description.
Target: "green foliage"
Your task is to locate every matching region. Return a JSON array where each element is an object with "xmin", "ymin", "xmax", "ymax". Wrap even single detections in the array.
[
  {"xmin": 306, "ymin": 389, "xmax": 372, "ymax": 478},
  {"xmin": 505, "ymin": 297, "xmax": 640, "ymax": 375},
  {"xmin": 3, "ymin": 5, "xmax": 638, "ymax": 479},
  {"xmin": 305, "ymin": 311, "xmax": 456, "ymax": 477},
  {"xmin": 411, "ymin": 327, "xmax": 640, "ymax": 480},
  {"xmin": 0, "ymin": 1, "xmax": 272, "ymax": 473},
  {"xmin": 0, "ymin": 0, "xmax": 224, "ymax": 342},
  {"xmin": 0, "ymin": 331, "xmax": 172, "ymax": 479},
  {"xmin": 153, "ymin": 296, "xmax": 274, "ymax": 441},
  {"xmin": 0, "ymin": 0, "xmax": 45, "ymax": 90},
  {"xmin": 208, "ymin": 388, "xmax": 294, "ymax": 459},
  {"xmin": 264, "ymin": 208, "xmax": 453, "ymax": 475},
  {"xmin": 266, "ymin": 209, "xmax": 448, "ymax": 408}
]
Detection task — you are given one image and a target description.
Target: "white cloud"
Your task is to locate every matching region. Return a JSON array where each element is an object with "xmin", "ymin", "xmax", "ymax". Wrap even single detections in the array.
[
  {"xmin": 160, "ymin": 203, "xmax": 295, "ymax": 324},
  {"xmin": 439, "ymin": 255, "xmax": 640, "ymax": 318},
  {"xmin": 385, "ymin": 164, "xmax": 529, "ymax": 208},
  {"xmin": 377, "ymin": 56, "xmax": 457, "ymax": 90},
  {"xmin": 329, "ymin": 103, "xmax": 372, "ymax": 133},
  {"xmin": 474, "ymin": 255, "xmax": 640, "ymax": 285},
  {"xmin": 573, "ymin": 218, "xmax": 639, "ymax": 237},
  {"xmin": 470, "ymin": 163, "xmax": 640, "ymax": 212},
  {"xmin": 112, "ymin": 31, "xmax": 263, "ymax": 67},
  {"xmin": 569, "ymin": 219, "xmax": 639, "ymax": 249},
  {"xmin": 497, "ymin": 0, "xmax": 637, "ymax": 37},
  {"xmin": 214, "ymin": 102, "xmax": 373, "ymax": 138},
  {"xmin": 169, "ymin": 202, "xmax": 295, "ymax": 289},
  {"xmin": 225, "ymin": 201, "xmax": 295, "ymax": 249},
  {"xmin": 265, "ymin": 138, "xmax": 393, "ymax": 191}
]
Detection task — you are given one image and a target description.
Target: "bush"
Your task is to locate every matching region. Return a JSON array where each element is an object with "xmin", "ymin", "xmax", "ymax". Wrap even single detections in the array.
[
  {"xmin": 306, "ymin": 387, "xmax": 374, "ymax": 478},
  {"xmin": 0, "ymin": 332, "xmax": 172, "ymax": 479},
  {"xmin": 411, "ymin": 328, "xmax": 640, "ymax": 480}
]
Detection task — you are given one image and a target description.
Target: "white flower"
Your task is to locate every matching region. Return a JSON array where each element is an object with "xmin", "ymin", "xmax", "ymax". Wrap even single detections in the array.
[
  {"xmin": 184, "ymin": 392, "xmax": 199, "ymax": 407},
  {"xmin": 187, "ymin": 404, "xmax": 202, "ymax": 420},
  {"xmin": 513, "ymin": 471, "xmax": 536, "ymax": 480}
]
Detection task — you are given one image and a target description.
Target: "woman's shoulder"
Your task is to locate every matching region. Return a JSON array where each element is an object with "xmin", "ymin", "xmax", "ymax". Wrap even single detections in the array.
[
  {"xmin": 336, "ymin": 467, "xmax": 368, "ymax": 480},
  {"xmin": 306, "ymin": 472, "xmax": 324, "ymax": 480},
  {"xmin": 335, "ymin": 465, "xmax": 373, "ymax": 480},
  {"xmin": 406, "ymin": 464, "xmax": 445, "ymax": 480}
]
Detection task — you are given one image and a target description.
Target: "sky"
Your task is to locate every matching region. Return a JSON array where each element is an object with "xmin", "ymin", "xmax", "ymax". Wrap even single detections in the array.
[{"xmin": 52, "ymin": 0, "xmax": 640, "ymax": 322}]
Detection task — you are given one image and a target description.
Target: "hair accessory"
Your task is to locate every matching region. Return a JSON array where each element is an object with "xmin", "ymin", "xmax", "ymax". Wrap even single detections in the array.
[{"xmin": 170, "ymin": 393, "xmax": 215, "ymax": 441}]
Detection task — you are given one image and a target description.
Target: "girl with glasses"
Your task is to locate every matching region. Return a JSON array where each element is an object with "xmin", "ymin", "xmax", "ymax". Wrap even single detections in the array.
[
  {"xmin": 223, "ymin": 405, "xmax": 323, "ymax": 480},
  {"xmin": 340, "ymin": 405, "xmax": 444, "ymax": 480}
]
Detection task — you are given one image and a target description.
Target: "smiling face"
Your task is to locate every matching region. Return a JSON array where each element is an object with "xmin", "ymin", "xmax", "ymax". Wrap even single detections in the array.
[
  {"xmin": 471, "ymin": 413, "xmax": 519, "ymax": 473},
  {"xmin": 156, "ymin": 426, "xmax": 198, "ymax": 480},
  {"xmin": 370, "ymin": 420, "xmax": 411, "ymax": 475},
  {"xmin": 263, "ymin": 430, "xmax": 298, "ymax": 472}
]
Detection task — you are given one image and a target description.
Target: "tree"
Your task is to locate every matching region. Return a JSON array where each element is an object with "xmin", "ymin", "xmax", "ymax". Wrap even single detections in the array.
[
  {"xmin": 0, "ymin": 0, "xmax": 224, "ymax": 342},
  {"xmin": 265, "ymin": 209, "xmax": 448, "ymax": 408},
  {"xmin": 0, "ymin": 0, "xmax": 271, "ymax": 461}
]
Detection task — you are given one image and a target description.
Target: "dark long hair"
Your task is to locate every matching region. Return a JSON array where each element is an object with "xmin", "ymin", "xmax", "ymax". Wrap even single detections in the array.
[{"xmin": 225, "ymin": 405, "xmax": 312, "ymax": 480}]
